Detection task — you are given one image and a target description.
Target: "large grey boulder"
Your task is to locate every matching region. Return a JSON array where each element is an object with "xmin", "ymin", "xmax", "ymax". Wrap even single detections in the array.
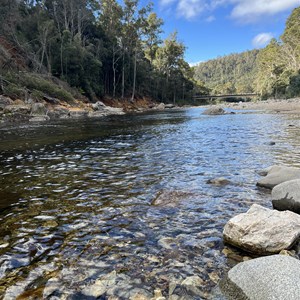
[
  {"xmin": 272, "ymin": 179, "xmax": 300, "ymax": 213},
  {"xmin": 220, "ymin": 255, "xmax": 300, "ymax": 300},
  {"xmin": 0, "ymin": 96, "xmax": 13, "ymax": 109},
  {"xmin": 30, "ymin": 103, "xmax": 47, "ymax": 116},
  {"xmin": 92, "ymin": 101, "xmax": 106, "ymax": 111},
  {"xmin": 156, "ymin": 103, "xmax": 165, "ymax": 110},
  {"xmin": 257, "ymin": 165, "xmax": 300, "ymax": 189},
  {"xmin": 223, "ymin": 204, "xmax": 300, "ymax": 254},
  {"xmin": 202, "ymin": 107, "xmax": 226, "ymax": 115},
  {"xmin": 4, "ymin": 104, "xmax": 31, "ymax": 114}
]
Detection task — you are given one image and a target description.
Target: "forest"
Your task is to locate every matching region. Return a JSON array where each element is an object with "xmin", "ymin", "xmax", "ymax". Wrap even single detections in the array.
[
  {"xmin": 1, "ymin": 2, "xmax": 299, "ymax": 105},
  {"xmin": 0, "ymin": 0, "xmax": 201, "ymax": 105},
  {"xmin": 194, "ymin": 6, "xmax": 300, "ymax": 100}
]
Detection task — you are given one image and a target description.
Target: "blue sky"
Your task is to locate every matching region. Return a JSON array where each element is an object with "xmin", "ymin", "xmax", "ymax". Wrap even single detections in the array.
[{"xmin": 145, "ymin": 0, "xmax": 300, "ymax": 64}]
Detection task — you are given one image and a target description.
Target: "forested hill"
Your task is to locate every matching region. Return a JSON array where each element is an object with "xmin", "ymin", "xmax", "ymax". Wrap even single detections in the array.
[
  {"xmin": 0, "ymin": 0, "xmax": 196, "ymax": 105},
  {"xmin": 193, "ymin": 49, "xmax": 260, "ymax": 95},
  {"xmin": 194, "ymin": 6, "xmax": 300, "ymax": 99}
]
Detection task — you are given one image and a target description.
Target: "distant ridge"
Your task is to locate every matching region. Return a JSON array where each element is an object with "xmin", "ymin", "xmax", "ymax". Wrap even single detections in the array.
[{"xmin": 193, "ymin": 49, "xmax": 259, "ymax": 95}]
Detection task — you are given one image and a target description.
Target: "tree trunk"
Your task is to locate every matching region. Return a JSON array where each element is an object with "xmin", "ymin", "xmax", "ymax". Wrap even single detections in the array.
[
  {"xmin": 131, "ymin": 47, "xmax": 137, "ymax": 102},
  {"xmin": 121, "ymin": 50, "xmax": 125, "ymax": 99}
]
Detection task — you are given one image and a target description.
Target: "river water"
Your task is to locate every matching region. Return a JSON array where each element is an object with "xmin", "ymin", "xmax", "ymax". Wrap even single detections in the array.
[{"xmin": 0, "ymin": 107, "xmax": 300, "ymax": 299}]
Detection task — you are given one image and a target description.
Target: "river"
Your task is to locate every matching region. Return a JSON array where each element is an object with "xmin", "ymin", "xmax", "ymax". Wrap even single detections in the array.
[{"xmin": 0, "ymin": 107, "xmax": 300, "ymax": 299}]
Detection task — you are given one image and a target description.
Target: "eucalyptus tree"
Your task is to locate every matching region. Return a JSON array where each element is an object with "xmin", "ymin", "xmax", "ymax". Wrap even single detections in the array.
[{"xmin": 98, "ymin": 0, "xmax": 123, "ymax": 97}]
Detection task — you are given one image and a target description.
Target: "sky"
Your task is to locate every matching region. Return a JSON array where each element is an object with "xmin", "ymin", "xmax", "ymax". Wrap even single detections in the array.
[{"xmin": 145, "ymin": 0, "xmax": 300, "ymax": 65}]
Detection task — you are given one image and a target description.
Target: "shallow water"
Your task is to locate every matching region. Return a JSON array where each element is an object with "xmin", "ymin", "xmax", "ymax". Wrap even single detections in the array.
[{"xmin": 0, "ymin": 108, "xmax": 300, "ymax": 299}]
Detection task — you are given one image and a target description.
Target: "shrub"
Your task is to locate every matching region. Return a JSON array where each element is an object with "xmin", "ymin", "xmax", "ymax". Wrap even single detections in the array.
[
  {"xmin": 2, "ymin": 72, "xmax": 74, "ymax": 103},
  {"xmin": 3, "ymin": 83, "xmax": 24, "ymax": 100}
]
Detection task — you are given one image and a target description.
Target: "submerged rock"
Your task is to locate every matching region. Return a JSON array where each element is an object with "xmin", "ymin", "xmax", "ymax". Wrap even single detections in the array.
[
  {"xmin": 257, "ymin": 165, "xmax": 300, "ymax": 189},
  {"xmin": 272, "ymin": 179, "xmax": 300, "ymax": 213},
  {"xmin": 206, "ymin": 177, "xmax": 230, "ymax": 185},
  {"xmin": 82, "ymin": 270, "xmax": 117, "ymax": 298},
  {"xmin": 223, "ymin": 204, "xmax": 300, "ymax": 254},
  {"xmin": 158, "ymin": 237, "xmax": 179, "ymax": 250},
  {"xmin": 151, "ymin": 190, "xmax": 193, "ymax": 207},
  {"xmin": 202, "ymin": 107, "xmax": 226, "ymax": 115},
  {"xmin": 220, "ymin": 255, "xmax": 300, "ymax": 300}
]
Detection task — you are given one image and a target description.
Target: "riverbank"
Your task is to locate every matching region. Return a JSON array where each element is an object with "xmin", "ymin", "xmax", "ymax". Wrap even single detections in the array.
[
  {"xmin": 0, "ymin": 94, "xmax": 174, "ymax": 127},
  {"xmin": 225, "ymin": 97, "xmax": 300, "ymax": 113}
]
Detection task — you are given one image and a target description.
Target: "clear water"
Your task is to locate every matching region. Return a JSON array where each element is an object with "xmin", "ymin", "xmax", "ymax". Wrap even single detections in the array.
[{"xmin": 0, "ymin": 108, "xmax": 300, "ymax": 299}]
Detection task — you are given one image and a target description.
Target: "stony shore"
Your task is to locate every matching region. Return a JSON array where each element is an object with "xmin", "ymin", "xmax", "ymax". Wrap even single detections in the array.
[
  {"xmin": 220, "ymin": 164, "xmax": 300, "ymax": 299},
  {"xmin": 0, "ymin": 95, "xmax": 175, "ymax": 126},
  {"xmin": 225, "ymin": 97, "xmax": 300, "ymax": 114}
]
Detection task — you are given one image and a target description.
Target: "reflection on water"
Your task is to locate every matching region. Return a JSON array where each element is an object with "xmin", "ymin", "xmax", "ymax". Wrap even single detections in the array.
[{"xmin": 0, "ymin": 108, "xmax": 300, "ymax": 299}]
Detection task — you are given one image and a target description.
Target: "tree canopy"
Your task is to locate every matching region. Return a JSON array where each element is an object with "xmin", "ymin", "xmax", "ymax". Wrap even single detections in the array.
[{"xmin": 0, "ymin": 0, "xmax": 196, "ymax": 104}]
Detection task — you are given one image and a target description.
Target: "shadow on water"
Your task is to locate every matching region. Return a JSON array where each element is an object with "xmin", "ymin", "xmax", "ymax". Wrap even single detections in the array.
[{"xmin": 0, "ymin": 107, "xmax": 300, "ymax": 299}]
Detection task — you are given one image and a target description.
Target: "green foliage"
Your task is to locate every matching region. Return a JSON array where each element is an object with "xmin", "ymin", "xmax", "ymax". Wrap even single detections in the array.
[
  {"xmin": 256, "ymin": 7, "xmax": 300, "ymax": 99},
  {"xmin": 194, "ymin": 49, "xmax": 259, "ymax": 94},
  {"xmin": 4, "ymin": 72, "xmax": 74, "ymax": 102},
  {"xmin": 3, "ymin": 83, "xmax": 24, "ymax": 100},
  {"xmin": 194, "ymin": 6, "xmax": 300, "ymax": 100},
  {"xmin": 286, "ymin": 72, "xmax": 300, "ymax": 98},
  {"xmin": 0, "ymin": 0, "xmax": 195, "ymax": 104}
]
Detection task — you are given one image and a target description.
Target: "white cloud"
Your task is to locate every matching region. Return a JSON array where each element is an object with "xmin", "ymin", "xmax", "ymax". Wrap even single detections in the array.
[
  {"xmin": 230, "ymin": 0, "xmax": 300, "ymax": 23},
  {"xmin": 205, "ymin": 15, "xmax": 216, "ymax": 22},
  {"xmin": 252, "ymin": 32, "xmax": 273, "ymax": 48},
  {"xmin": 159, "ymin": 0, "xmax": 300, "ymax": 22},
  {"xmin": 189, "ymin": 61, "xmax": 203, "ymax": 66},
  {"xmin": 177, "ymin": 0, "xmax": 207, "ymax": 20}
]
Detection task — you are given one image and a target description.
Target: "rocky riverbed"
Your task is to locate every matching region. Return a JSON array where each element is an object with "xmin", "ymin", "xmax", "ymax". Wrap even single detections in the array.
[
  {"xmin": 220, "ymin": 164, "xmax": 300, "ymax": 299},
  {"xmin": 1, "ymin": 105, "xmax": 300, "ymax": 299}
]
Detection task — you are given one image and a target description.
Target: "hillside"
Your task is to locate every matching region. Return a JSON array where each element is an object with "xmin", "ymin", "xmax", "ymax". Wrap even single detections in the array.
[{"xmin": 194, "ymin": 49, "xmax": 260, "ymax": 95}]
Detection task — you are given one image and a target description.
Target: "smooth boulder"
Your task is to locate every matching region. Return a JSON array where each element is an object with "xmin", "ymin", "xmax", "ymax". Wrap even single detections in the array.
[
  {"xmin": 257, "ymin": 165, "xmax": 300, "ymax": 189},
  {"xmin": 220, "ymin": 255, "xmax": 300, "ymax": 300},
  {"xmin": 207, "ymin": 177, "xmax": 230, "ymax": 185},
  {"xmin": 202, "ymin": 107, "xmax": 226, "ymax": 115},
  {"xmin": 151, "ymin": 190, "xmax": 193, "ymax": 207},
  {"xmin": 223, "ymin": 204, "xmax": 300, "ymax": 254},
  {"xmin": 272, "ymin": 179, "xmax": 300, "ymax": 213},
  {"xmin": 92, "ymin": 101, "xmax": 106, "ymax": 111},
  {"xmin": 30, "ymin": 103, "xmax": 47, "ymax": 116}
]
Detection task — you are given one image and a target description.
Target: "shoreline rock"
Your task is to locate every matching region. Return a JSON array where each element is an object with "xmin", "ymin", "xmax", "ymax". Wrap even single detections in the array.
[
  {"xmin": 257, "ymin": 165, "xmax": 300, "ymax": 189},
  {"xmin": 223, "ymin": 204, "xmax": 300, "ymax": 254},
  {"xmin": 220, "ymin": 255, "xmax": 300, "ymax": 300},
  {"xmin": 202, "ymin": 107, "xmax": 226, "ymax": 115},
  {"xmin": 272, "ymin": 179, "xmax": 300, "ymax": 213}
]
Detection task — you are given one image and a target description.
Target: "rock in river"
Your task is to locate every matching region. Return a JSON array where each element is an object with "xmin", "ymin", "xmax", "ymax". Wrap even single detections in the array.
[
  {"xmin": 151, "ymin": 190, "xmax": 193, "ymax": 207},
  {"xmin": 206, "ymin": 177, "xmax": 230, "ymax": 185},
  {"xmin": 202, "ymin": 107, "xmax": 226, "ymax": 115},
  {"xmin": 220, "ymin": 255, "xmax": 300, "ymax": 300},
  {"xmin": 223, "ymin": 204, "xmax": 300, "ymax": 254},
  {"xmin": 257, "ymin": 165, "xmax": 300, "ymax": 189},
  {"xmin": 272, "ymin": 179, "xmax": 300, "ymax": 213}
]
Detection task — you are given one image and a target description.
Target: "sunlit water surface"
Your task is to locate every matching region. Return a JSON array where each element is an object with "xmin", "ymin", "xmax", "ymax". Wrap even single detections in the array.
[{"xmin": 0, "ymin": 107, "xmax": 300, "ymax": 299}]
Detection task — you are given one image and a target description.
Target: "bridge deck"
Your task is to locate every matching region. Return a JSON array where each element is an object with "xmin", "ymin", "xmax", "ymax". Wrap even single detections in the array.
[{"xmin": 193, "ymin": 93, "xmax": 258, "ymax": 99}]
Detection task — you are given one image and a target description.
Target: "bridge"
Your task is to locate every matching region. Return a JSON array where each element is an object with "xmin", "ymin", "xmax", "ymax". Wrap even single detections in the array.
[{"xmin": 193, "ymin": 93, "xmax": 258, "ymax": 100}]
